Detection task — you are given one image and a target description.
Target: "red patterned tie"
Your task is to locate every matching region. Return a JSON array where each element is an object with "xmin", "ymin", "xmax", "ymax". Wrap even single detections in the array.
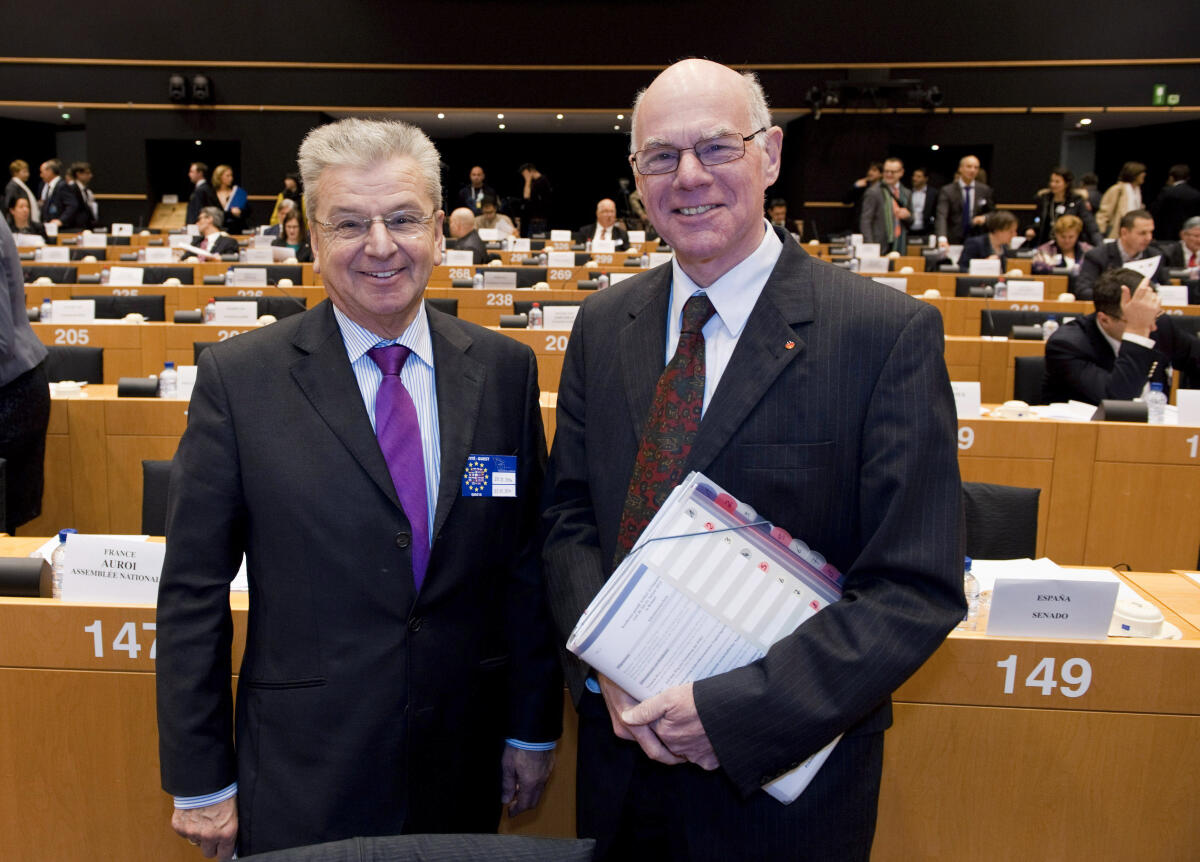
[{"xmin": 616, "ymin": 293, "xmax": 716, "ymax": 560}]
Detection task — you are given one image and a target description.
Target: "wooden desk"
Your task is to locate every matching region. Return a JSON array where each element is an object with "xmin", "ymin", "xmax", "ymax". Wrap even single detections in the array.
[
  {"xmin": 944, "ymin": 335, "xmax": 1045, "ymax": 403},
  {"xmin": 2, "ymin": 537, "xmax": 1197, "ymax": 860}
]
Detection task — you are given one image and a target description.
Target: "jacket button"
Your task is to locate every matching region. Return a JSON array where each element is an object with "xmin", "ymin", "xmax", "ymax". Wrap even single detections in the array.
[
  {"xmin": 409, "ymin": 617, "xmax": 423, "ymax": 632},
  {"xmin": 394, "ymin": 531, "xmax": 411, "ymax": 549}
]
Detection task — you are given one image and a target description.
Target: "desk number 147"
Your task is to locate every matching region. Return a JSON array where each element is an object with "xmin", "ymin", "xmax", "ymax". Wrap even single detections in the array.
[{"xmin": 83, "ymin": 620, "xmax": 156, "ymax": 660}]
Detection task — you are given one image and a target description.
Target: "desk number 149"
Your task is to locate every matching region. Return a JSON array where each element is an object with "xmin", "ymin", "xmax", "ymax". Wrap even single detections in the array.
[{"xmin": 996, "ymin": 654, "xmax": 1092, "ymax": 697}]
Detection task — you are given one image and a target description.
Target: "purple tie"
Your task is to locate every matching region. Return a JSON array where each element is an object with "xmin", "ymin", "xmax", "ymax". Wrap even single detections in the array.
[{"xmin": 368, "ymin": 344, "xmax": 430, "ymax": 589}]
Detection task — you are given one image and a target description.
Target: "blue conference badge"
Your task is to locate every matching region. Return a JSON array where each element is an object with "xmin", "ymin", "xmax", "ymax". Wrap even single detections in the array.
[{"xmin": 461, "ymin": 454, "xmax": 517, "ymax": 498}]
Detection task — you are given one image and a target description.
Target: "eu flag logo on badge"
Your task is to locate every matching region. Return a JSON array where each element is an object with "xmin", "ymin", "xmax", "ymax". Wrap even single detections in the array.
[{"xmin": 461, "ymin": 454, "xmax": 518, "ymax": 498}]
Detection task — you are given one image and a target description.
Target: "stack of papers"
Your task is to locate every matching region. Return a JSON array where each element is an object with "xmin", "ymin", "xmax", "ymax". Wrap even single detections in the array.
[{"xmin": 568, "ymin": 471, "xmax": 844, "ymax": 802}]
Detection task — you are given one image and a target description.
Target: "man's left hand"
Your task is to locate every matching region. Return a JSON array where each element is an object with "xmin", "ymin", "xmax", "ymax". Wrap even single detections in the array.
[
  {"xmin": 500, "ymin": 745, "xmax": 555, "ymax": 817},
  {"xmin": 621, "ymin": 682, "xmax": 719, "ymax": 770}
]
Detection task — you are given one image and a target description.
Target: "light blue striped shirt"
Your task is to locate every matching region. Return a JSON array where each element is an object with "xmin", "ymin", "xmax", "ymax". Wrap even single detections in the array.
[{"xmin": 175, "ymin": 302, "xmax": 548, "ymax": 810}]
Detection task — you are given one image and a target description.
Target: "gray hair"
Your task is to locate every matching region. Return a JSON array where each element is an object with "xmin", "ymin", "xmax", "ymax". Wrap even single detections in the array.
[
  {"xmin": 298, "ymin": 118, "xmax": 442, "ymax": 217},
  {"xmin": 1183, "ymin": 215, "xmax": 1200, "ymax": 232},
  {"xmin": 201, "ymin": 206, "xmax": 224, "ymax": 227},
  {"xmin": 629, "ymin": 67, "xmax": 772, "ymax": 154}
]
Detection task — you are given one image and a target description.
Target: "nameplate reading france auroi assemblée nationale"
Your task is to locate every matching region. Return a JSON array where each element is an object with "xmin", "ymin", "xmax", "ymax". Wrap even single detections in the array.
[{"xmin": 61, "ymin": 535, "xmax": 165, "ymax": 604}]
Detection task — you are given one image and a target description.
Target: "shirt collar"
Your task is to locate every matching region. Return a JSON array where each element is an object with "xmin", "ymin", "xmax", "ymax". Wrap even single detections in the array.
[
  {"xmin": 670, "ymin": 221, "xmax": 783, "ymax": 338},
  {"xmin": 333, "ymin": 302, "xmax": 434, "ymax": 370}
]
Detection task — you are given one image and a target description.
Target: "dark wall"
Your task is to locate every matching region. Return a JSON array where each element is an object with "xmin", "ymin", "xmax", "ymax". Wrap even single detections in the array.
[
  {"xmin": 0, "ymin": 118, "xmax": 57, "ymax": 187},
  {"xmin": 1093, "ymin": 117, "xmax": 1200, "ymax": 210}
]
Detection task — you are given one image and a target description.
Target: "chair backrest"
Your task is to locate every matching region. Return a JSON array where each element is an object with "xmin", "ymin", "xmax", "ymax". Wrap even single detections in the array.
[
  {"xmin": 955, "ymin": 276, "xmax": 996, "ymax": 297},
  {"xmin": 141, "ymin": 266, "xmax": 196, "ymax": 285},
  {"xmin": 193, "ymin": 341, "xmax": 219, "ymax": 364},
  {"xmin": 44, "ymin": 345, "xmax": 104, "ymax": 384},
  {"xmin": 1014, "ymin": 355, "xmax": 1046, "ymax": 405},
  {"xmin": 962, "ymin": 481, "xmax": 1040, "ymax": 560},
  {"xmin": 424, "ymin": 297, "xmax": 458, "ymax": 317},
  {"xmin": 71, "ymin": 294, "xmax": 167, "ymax": 321},
  {"xmin": 978, "ymin": 309, "xmax": 1057, "ymax": 337},
  {"xmin": 23, "ymin": 265, "xmax": 78, "ymax": 284},
  {"xmin": 141, "ymin": 460, "xmax": 172, "ymax": 535}
]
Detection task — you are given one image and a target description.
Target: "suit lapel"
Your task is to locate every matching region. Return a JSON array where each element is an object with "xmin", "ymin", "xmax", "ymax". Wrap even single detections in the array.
[
  {"xmin": 618, "ymin": 267, "xmax": 672, "ymax": 440},
  {"xmin": 289, "ymin": 301, "xmax": 403, "ymax": 511},
  {"xmin": 427, "ymin": 307, "xmax": 486, "ymax": 541},
  {"xmin": 688, "ymin": 237, "xmax": 814, "ymax": 474}
]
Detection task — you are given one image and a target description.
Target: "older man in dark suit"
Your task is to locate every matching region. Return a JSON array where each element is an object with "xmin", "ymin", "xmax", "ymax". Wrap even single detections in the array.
[
  {"xmin": 157, "ymin": 119, "xmax": 561, "ymax": 859},
  {"xmin": 543, "ymin": 59, "xmax": 963, "ymax": 862},
  {"xmin": 38, "ymin": 159, "xmax": 73, "ymax": 226},
  {"xmin": 860, "ymin": 156, "xmax": 912, "ymax": 253},
  {"xmin": 185, "ymin": 161, "xmax": 221, "ymax": 225},
  {"xmin": 936, "ymin": 154, "xmax": 993, "ymax": 246}
]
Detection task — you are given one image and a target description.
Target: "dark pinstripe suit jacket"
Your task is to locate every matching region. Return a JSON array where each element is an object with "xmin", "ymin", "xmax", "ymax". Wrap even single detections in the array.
[{"xmin": 543, "ymin": 228, "xmax": 963, "ymax": 829}]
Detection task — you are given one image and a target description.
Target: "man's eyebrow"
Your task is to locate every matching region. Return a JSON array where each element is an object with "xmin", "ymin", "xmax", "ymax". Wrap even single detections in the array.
[{"xmin": 636, "ymin": 127, "xmax": 739, "ymax": 150}]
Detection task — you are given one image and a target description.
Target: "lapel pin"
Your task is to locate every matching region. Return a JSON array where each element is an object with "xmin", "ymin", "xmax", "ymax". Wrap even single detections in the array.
[{"xmin": 784, "ymin": 340, "xmax": 795, "ymax": 350}]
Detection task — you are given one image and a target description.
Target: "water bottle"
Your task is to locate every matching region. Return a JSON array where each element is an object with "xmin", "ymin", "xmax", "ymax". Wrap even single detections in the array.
[
  {"xmin": 51, "ymin": 528, "xmax": 77, "ymax": 599},
  {"xmin": 585, "ymin": 238, "xmax": 592, "ymax": 252},
  {"xmin": 100, "ymin": 268, "xmax": 110, "ymax": 284},
  {"xmin": 137, "ymin": 247, "xmax": 146, "ymax": 262},
  {"xmin": 158, "ymin": 361, "xmax": 178, "ymax": 398},
  {"xmin": 1041, "ymin": 314, "xmax": 1059, "ymax": 340},
  {"xmin": 40, "ymin": 297, "xmax": 52, "ymax": 323},
  {"xmin": 640, "ymin": 252, "xmax": 649, "ymax": 268},
  {"xmin": 994, "ymin": 278, "xmax": 1007, "ymax": 300},
  {"xmin": 1146, "ymin": 382, "xmax": 1167, "ymax": 425},
  {"xmin": 956, "ymin": 556, "xmax": 979, "ymax": 631},
  {"xmin": 224, "ymin": 269, "xmax": 233, "ymax": 285},
  {"xmin": 472, "ymin": 271, "xmax": 484, "ymax": 289},
  {"xmin": 204, "ymin": 297, "xmax": 217, "ymax": 323},
  {"xmin": 528, "ymin": 302, "xmax": 544, "ymax": 329},
  {"xmin": 597, "ymin": 273, "xmax": 609, "ymax": 290}
]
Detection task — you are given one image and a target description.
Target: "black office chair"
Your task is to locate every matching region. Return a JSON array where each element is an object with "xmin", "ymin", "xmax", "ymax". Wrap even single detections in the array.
[
  {"xmin": 955, "ymin": 276, "xmax": 997, "ymax": 297},
  {"xmin": 23, "ymin": 266, "xmax": 78, "ymax": 284},
  {"xmin": 978, "ymin": 309, "xmax": 1060, "ymax": 337},
  {"xmin": 425, "ymin": 297, "xmax": 458, "ymax": 317},
  {"xmin": 141, "ymin": 266, "xmax": 196, "ymax": 285},
  {"xmin": 141, "ymin": 460, "xmax": 173, "ymax": 535},
  {"xmin": 69, "ymin": 247, "xmax": 109, "ymax": 261},
  {"xmin": 962, "ymin": 481, "xmax": 1040, "ymax": 560},
  {"xmin": 1170, "ymin": 315, "xmax": 1200, "ymax": 389},
  {"xmin": 214, "ymin": 295, "xmax": 307, "ymax": 318},
  {"xmin": 239, "ymin": 834, "xmax": 595, "ymax": 862},
  {"xmin": 1013, "ymin": 355, "xmax": 1046, "ymax": 404},
  {"xmin": 71, "ymin": 294, "xmax": 167, "ymax": 321},
  {"xmin": 193, "ymin": 341, "xmax": 219, "ymax": 364},
  {"xmin": 44, "ymin": 345, "xmax": 104, "ymax": 384}
]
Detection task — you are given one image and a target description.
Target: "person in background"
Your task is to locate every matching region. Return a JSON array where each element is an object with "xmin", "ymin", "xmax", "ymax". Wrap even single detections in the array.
[
  {"xmin": 269, "ymin": 172, "xmax": 305, "ymax": 226},
  {"xmin": 766, "ymin": 198, "xmax": 802, "ymax": 241},
  {"xmin": 0, "ymin": 217, "xmax": 50, "ymax": 535},
  {"xmin": 61, "ymin": 162, "xmax": 97, "ymax": 231},
  {"xmin": 6, "ymin": 196, "xmax": 46, "ymax": 239},
  {"xmin": 5, "ymin": 160, "xmax": 40, "ymax": 222},
  {"xmin": 907, "ymin": 167, "xmax": 937, "ymax": 242},
  {"xmin": 936, "ymin": 154, "xmax": 993, "ymax": 247},
  {"xmin": 262, "ymin": 198, "xmax": 296, "ymax": 236},
  {"xmin": 270, "ymin": 208, "xmax": 312, "ymax": 262},
  {"xmin": 860, "ymin": 157, "xmax": 911, "ymax": 253},
  {"xmin": 1096, "ymin": 161, "xmax": 1146, "ymax": 239},
  {"xmin": 1026, "ymin": 167, "xmax": 1101, "ymax": 247},
  {"xmin": 958, "ymin": 210, "xmax": 1018, "ymax": 272},
  {"xmin": 575, "ymin": 198, "xmax": 629, "ymax": 250},
  {"xmin": 1150, "ymin": 164, "xmax": 1200, "ymax": 241},
  {"xmin": 455, "ymin": 166, "xmax": 494, "ymax": 215},
  {"xmin": 446, "ymin": 206, "xmax": 490, "ymax": 264},
  {"xmin": 1075, "ymin": 209, "xmax": 1169, "ymax": 299},
  {"xmin": 1031, "ymin": 214, "xmax": 1093, "ymax": 274},
  {"xmin": 1079, "ymin": 172, "xmax": 1102, "ymax": 213},
  {"xmin": 518, "ymin": 163, "xmax": 552, "ymax": 237},
  {"xmin": 474, "ymin": 193, "xmax": 515, "ymax": 238},
  {"xmin": 1158, "ymin": 215, "xmax": 1200, "ymax": 271},
  {"xmin": 213, "ymin": 165, "xmax": 249, "ymax": 234},
  {"xmin": 39, "ymin": 159, "xmax": 72, "ymax": 227},
  {"xmin": 842, "ymin": 161, "xmax": 882, "ymax": 229},
  {"xmin": 181, "ymin": 206, "xmax": 239, "ymax": 259},
  {"xmin": 186, "ymin": 162, "xmax": 221, "ymax": 226}
]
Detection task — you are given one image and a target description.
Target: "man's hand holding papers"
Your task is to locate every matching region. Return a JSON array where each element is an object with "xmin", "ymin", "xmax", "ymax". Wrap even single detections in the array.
[
  {"xmin": 621, "ymin": 681, "xmax": 719, "ymax": 770},
  {"xmin": 598, "ymin": 674, "xmax": 685, "ymax": 765}
]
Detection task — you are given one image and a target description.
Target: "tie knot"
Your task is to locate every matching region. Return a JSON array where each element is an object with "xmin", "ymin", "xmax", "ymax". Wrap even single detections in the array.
[
  {"xmin": 368, "ymin": 343, "xmax": 411, "ymax": 376},
  {"xmin": 680, "ymin": 293, "xmax": 716, "ymax": 336}
]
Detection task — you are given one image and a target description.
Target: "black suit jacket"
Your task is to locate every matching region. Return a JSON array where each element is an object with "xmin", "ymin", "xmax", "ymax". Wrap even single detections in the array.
[
  {"xmin": 60, "ymin": 183, "xmax": 96, "ymax": 230},
  {"xmin": 1042, "ymin": 312, "xmax": 1200, "ymax": 404},
  {"xmin": 542, "ymin": 228, "xmax": 963, "ymax": 853},
  {"xmin": 187, "ymin": 180, "xmax": 221, "ymax": 224},
  {"xmin": 185, "ymin": 233, "xmax": 240, "ymax": 258},
  {"xmin": 40, "ymin": 178, "xmax": 73, "ymax": 224},
  {"xmin": 450, "ymin": 229, "xmax": 491, "ymax": 264},
  {"xmin": 935, "ymin": 181, "xmax": 994, "ymax": 244},
  {"xmin": 958, "ymin": 234, "xmax": 1010, "ymax": 272},
  {"xmin": 1075, "ymin": 242, "xmax": 1171, "ymax": 300},
  {"xmin": 456, "ymin": 184, "xmax": 496, "ymax": 215},
  {"xmin": 1157, "ymin": 239, "xmax": 1200, "ymax": 270},
  {"xmin": 156, "ymin": 300, "xmax": 562, "ymax": 855},
  {"xmin": 910, "ymin": 184, "xmax": 938, "ymax": 235},
  {"xmin": 574, "ymin": 222, "xmax": 629, "ymax": 251},
  {"xmin": 1151, "ymin": 182, "xmax": 1200, "ymax": 240}
]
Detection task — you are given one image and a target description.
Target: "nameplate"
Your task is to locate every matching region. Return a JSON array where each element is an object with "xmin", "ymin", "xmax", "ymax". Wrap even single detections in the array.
[
  {"xmin": 1006, "ymin": 280, "xmax": 1045, "ymax": 301},
  {"xmin": 483, "ymin": 270, "xmax": 517, "ymax": 289},
  {"xmin": 550, "ymin": 230, "xmax": 572, "ymax": 242},
  {"xmin": 144, "ymin": 247, "xmax": 174, "ymax": 262},
  {"xmin": 1157, "ymin": 284, "xmax": 1188, "ymax": 306},
  {"xmin": 45, "ymin": 222, "xmax": 58, "ymax": 237},
  {"xmin": 547, "ymin": 251, "xmax": 575, "ymax": 269},
  {"xmin": 168, "ymin": 234, "xmax": 191, "ymax": 248},
  {"xmin": 1123, "ymin": 255, "xmax": 1161, "ymax": 280},
  {"xmin": 38, "ymin": 246, "xmax": 70, "ymax": 262},
  {"xmin": 14, "ymin": 234, "xmax": 44, "ymax": 247},
  {"xmin": 873, "ymin": 277, "xmax": 908, "ymax": 292},
  {"xmin": 543, "ymin": 305, "xmax": 580, "ymax": 330},
  {"xmin": 212, "ymin": 301, "xmax": 258, "ymax": 324},
  {"xmin": 177, "ymin": 365, "xmax": 198, "ymax": 402},
  {"xmin": 987, "ymin": 562, "xmax": 1119, "ymax": 639},
  {"xmin": 856, "ymin": 242, "xmax": 881, "ymax": 258},
  {"xmin": 52, "ymin": 299, "xmax": 96, "ymax": 323},
  {"xmin": 508, "ymin": 237, "xmax": 530, "ymax": 252},
  {"xmin": 230, "ymin": 268, "xmax": 268, "ymax": 287},
  {"xmin": 648, "ymin": 252, "xmax": 674, "ymax": 268},
  {"xmin": 444, "ymin": 250, "xmax": 474, "ymax": 266},
  {"xmin": 252, "ymin": 234, "xmax": 274, "ymax": 248},
  {"xmin": 951, "ymin": 381, "xmax": 982, "ymax": 418},
  {"xmin": 80, "ymin": 231, "xmax": 106, "ymax": 247},
  {"xmin": 244, "ymin": 247, "xmax": 274, "ymax": 264},
  {"xmin": 111, "ymin": 223, "xmax": 133, "ymax": 236},
  {"xmin": 60, "ymin": 534, "xmax": 165, "ymax": 604},
  {"xmin": 161, "ymin": 194, "xmax": 179, "ymax": 204},
  {"xmin": 1177, "ymin": 389, "xmax": 1200, "ymax": 427},
  {"xmin": 477, "ymin": 228, "xmax": 501, "ymax": 242},
  {"xmin": 109, "ymin": 266, "xmax": 145, "ymax": 286},
  {"xmin": 592, "ymin": 239, "xmax": 616, "ymax": 254},
  {"xmin": 627, "ymin": 230, "xmax": 646, "ymax": 244},
  {"xmin": 858, "ymin": 256, "xmax": 888, "ymax": 274},
  {"xmin": 969, "ymin": 258, "xmax": 1002, "ymax": 275},
  {"xmin": 609, "ymin": 273, "xmax": 635, "ymax": 286},
  {"xmin": 849, "ymin": 233, "xmax": 863, "ymax": 247}
]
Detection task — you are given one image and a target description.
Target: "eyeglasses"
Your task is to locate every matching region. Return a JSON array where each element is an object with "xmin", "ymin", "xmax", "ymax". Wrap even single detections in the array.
[
  {"xmin": 630, "ymin": 128, "xmax": 766, "ymax": 176},
  {"xmin": 314, "ymin": 210, "xmax": 435, "ymax": 242}
]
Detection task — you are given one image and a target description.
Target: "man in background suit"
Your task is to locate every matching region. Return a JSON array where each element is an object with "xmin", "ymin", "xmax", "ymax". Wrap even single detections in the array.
[
  {"xmin": 1157, "ymin": 215, "xmax": 1200, "ymax": 270},
  {"xmin": 1075, "ymin": 210, "xmax": 1169, "ymax": 300},
  {"xmin": 936, "ymin": 154, "xmax": 993, "ymax": 247},
  {"xmin": 447, "ymin": 206, "xmax": 491, "ymax": 264},
  {"xmin": 575, "ymin": 198, "xmax": 629, "ymax": 250},
  {"xmin": 1043, "ymin": 267, "xmax": 1200, "ymax": 404},
  {"xmin": 61, "ymin": 162, "xmax": 98, "ymax": 230},
  {"xmin": 908, "ymin": 167, "xmax": 937, "ymax": 241},
  {"xmin": 455, "ymin": 165, "xmax": 495, "ymax": 215},
  {"xmin": 186, "ymin": 161, "xmax": 221, "ymax": 225},
  {"xmin": 543, "ymin": 59, "xmax": 963, "ymax": 862},
  {"xmin": 157, "ymin": 119, "xmax": 561, "ymax": 859},
  {"xmin": 1151, "ymin": 164, "xmax": 1200, "ymax": 241},
  {"xmin": 860, "ymin": 156, "xmax": 911, "ymax": 253},
  {"xmin": 180, "ymin": 206, "xmax": 239, "ymax": 259},
  {"xmin": 38, "ymin": 159, "xmax": 72, "ymax": 226}
]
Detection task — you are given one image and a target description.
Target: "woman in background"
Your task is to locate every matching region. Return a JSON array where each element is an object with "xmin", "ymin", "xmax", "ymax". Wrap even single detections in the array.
[
  {"xmin": 1026, "ymin": 167, "xmax": 1101, "ymax": 246},
  {"xmin": 6, "ymin": 196, "xmax": 45, "ymax": 238},
  {"xmin": 1096, "ymin": 161, "xmax": 1146, "ymax": 238},
  {"xmin": 213, "ymin": 164, "xmax": 249, "ymax": 234},
  {"xmin": 269, "ymin": 172, "xmax": 305, "ymax": 226},
  {"xmin": 270, "ymin": 209, "xmax": 312, "ymax": 262},
  {"xmin": 1032, "ymin": 214, "xmax": 1093, "ymax": 274}
]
